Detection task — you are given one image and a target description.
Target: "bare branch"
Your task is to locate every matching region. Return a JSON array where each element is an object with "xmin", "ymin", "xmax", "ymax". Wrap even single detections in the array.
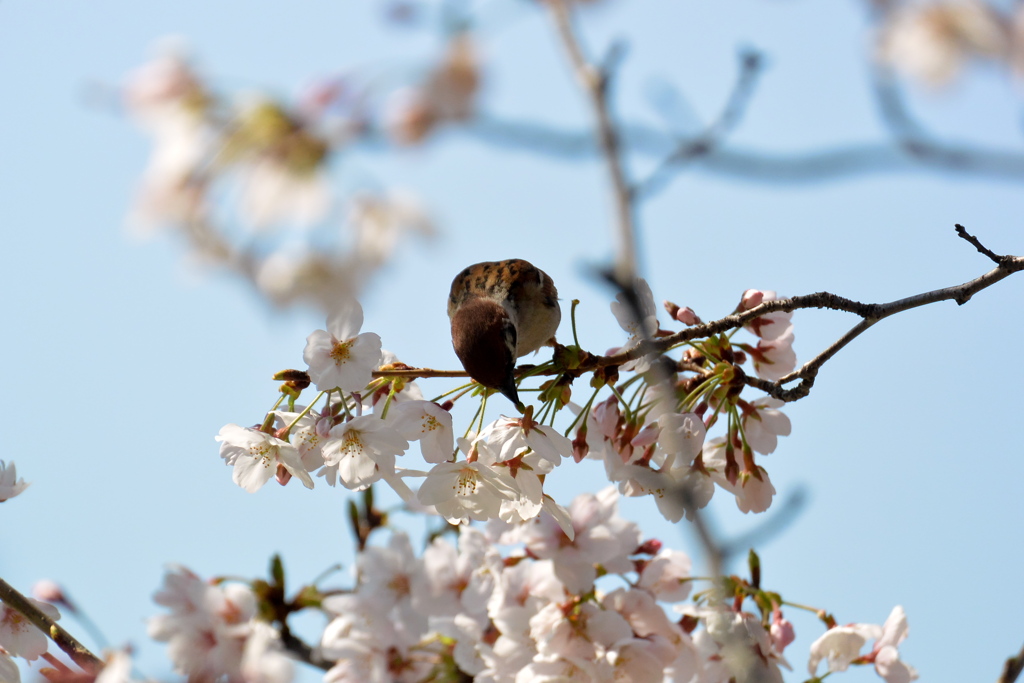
[
  {"xmin": 547, "ymin": 0, "xmax": 638, "ymax": 285},
  {"xmin": 0, "ymin": 577, "xmax": 102, "ymax": 674}
]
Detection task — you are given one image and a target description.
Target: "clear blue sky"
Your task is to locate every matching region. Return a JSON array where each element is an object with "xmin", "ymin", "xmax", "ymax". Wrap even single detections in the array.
[{"xmin": 2, "ymin": 1, "xmax": 1022, "ymax": 681}]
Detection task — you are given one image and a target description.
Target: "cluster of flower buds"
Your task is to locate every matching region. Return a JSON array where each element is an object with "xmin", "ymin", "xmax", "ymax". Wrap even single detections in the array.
[{"xmin": 572, "ymin": 283, "xmax": 795, "ymax": 520}]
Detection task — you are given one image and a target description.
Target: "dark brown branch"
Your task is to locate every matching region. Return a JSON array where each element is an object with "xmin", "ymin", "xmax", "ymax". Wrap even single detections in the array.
[
  {"xmin": 0, "ymin": 577, "xmax": 102, "ymax": 673},
  {"xmin": 956, "ymin": 223, "xmax": 1007, "ymax": 264},
  {"xmin": 998, "ymin": 641, "xmax": 1024, "ymax": 683},
  {"xmin": 279, "ymin": 628, "xmax": 332, "ymax": 671}
]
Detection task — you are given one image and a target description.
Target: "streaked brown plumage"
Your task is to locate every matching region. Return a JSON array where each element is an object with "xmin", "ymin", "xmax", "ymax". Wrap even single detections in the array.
[{"xmin": 448, "ymin": 259, "xmax": 560, "ymax": 408}]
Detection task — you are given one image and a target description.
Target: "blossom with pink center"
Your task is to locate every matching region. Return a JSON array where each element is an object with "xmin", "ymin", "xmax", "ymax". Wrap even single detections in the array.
[
  {"xmin": 0, "ymin": 597, "xmax": 60, "ymax": 660},
  {"xmin": 704, "ymin": 441, "xmax": 776, "ymax": 513},
  {"xmin": 742, "ymin": 290, "xmax": 792, "ymax": 341},
  {"xmin": 216, "ymin": 424, "xmax": 314, "ymax": 493},
  {"xmin": 521, "ymin": 487, "xmax": 641, "ymax": 594},
  {"xmin": 412, "ymin": 527, "xmax": 500, "ymax": 621},
  {"xmin": 321, "ymin": 415, "xmax": 409, "ymax": 490},
  {"xmin": 303, "ymin": 299, "xmax": 383, "ymax": 393},
  {"xmin": 741, "ymin": 397, "xmax": 791, "ymax": 455},
  {"xmin": 637, "ymin": 549, "xmax": 693, "ymax": 603},
  {"xmin": 0, "ymin": 461, "xmax": 28, "ymax": 502},
  {"xmin": 752, "ymin": 328, "xmax": 797, "ymax": 381},
  {"xmin": 148, "ymin": 566, "xmax": 257, "ymax": 680},
  {"xmin": 389, "ymin": 400, "xmax": 454, "ymax": 464}
]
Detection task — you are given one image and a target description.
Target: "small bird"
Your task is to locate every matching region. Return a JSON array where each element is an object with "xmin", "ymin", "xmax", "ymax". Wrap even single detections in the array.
[{"xmin": 448, "ymin": 259, "xmax": 561, "ymax": 408}]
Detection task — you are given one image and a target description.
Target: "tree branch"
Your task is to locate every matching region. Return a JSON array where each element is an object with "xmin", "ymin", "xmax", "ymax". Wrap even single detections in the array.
[
  {"xmin": 0, "ymin": 577, "xmax": 102, "ymax": 674},
  {"xmin": 999, "ymin": 641, "xmax": 1024, "ymax": 683},
  {"xmin": 547, "ymin": 0, "xmax": 638, "ymax": 285},
  {"xmin": 372, "ymin": 227, "xmax": 1022, "ymax": 404}
]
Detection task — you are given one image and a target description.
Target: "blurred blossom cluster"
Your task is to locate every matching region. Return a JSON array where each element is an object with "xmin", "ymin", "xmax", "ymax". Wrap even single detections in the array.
[
  {"xmin": 875, "ymin": 0, "xmax": 1024, "ymax": 86},
  {"xmin": 130, "ymin": 491, "xmax": 915, "ymax": 683},
  {"xmin": 121, "ymin": 35, "xmax": 466, "ymax": 311}
]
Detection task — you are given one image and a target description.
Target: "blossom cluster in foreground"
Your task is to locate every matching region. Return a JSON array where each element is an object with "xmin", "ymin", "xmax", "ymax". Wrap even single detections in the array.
[{"xmin": 132, "ymin": 488, "xmax": 915, "ymax": 683}]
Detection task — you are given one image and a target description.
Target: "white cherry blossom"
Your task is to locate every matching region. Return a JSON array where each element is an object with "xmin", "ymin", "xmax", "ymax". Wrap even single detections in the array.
[
  {"xmin": 303, "ymin": 299, "xmax": 383, "ymax": 393},
  {"xmin": 216, "ymin": 424, "xmax": 314, "ymax": 492},
  {"xmin": 0, "ymin": 597, "xmax": 59, "ymax": 660},
  {"xmin": 389, "ymin": 400, "xmax": 454, "ymax": 464},
  {"xmin": 321, "ymin": 415, "xmax": 409, "ymax": 490}
]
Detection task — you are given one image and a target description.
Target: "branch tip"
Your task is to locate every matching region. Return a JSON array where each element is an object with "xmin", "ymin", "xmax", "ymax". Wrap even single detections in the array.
[{"xmin": 955, "ymin": 224, "xmax": 1005, "ymax": 264}]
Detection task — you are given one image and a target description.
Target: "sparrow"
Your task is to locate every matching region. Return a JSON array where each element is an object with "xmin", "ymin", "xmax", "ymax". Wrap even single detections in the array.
[{"xmin": 448, "ymin": 259, "xmax": 561, "ymax": 408}]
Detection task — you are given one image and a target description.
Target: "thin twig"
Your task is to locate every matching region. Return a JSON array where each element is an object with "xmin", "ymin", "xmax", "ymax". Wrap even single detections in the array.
[
  {"xmin": 0, "ymin": 578, "xmax": 102, "ymax": 674},
  {"xmin": 636, "ymin": 49, "xmax": 765, "ymax": 199}
]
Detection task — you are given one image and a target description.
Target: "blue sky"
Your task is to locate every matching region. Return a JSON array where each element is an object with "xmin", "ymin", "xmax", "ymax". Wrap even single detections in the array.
[{"xmin": 2, "ymin": 0, "xmax": 1023, "ymax": 681}]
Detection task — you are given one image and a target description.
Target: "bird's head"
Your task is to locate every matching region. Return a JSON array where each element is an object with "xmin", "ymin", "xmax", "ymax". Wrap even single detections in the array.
[{"xmin": 450, "ymin": 297, "xmax": 522, "ymax": 409}]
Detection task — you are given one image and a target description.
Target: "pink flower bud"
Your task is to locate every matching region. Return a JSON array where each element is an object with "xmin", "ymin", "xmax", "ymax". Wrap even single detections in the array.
[
  {"xmin": 675, "ymin": 306, "xmax": 702, "ymax": 326},
  {"xmin": 32, "ymin": 580, "xmax": 69, "ymax": 607},
  {"xmin": 741, "ymin": 289, "xmax": 764, "ymax": 310},
  {"xmin": 771, "ymin": 609, "xmax": 796, "ymax": 652},
  {"xmin": 635, "ymin": 539, "xmax": 663, "ymax": 555},
  {"xmin": 276, "ymin": 464, "xmax": 293, "ymax": 486}
]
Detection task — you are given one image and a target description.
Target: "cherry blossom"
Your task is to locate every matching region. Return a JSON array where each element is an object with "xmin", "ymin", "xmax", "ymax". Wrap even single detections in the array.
[
  {"xmin": 0, "ymin": 597, "xmax": 59, "ymax": 660},
  {"xmin": 808, "ymin": 621, "xmax": 883, "ymax": 677},
  {"xmin": 389, "ymin": 400, "xmax": 455, "ymax": 464},
  {"xmin": 519, "ymin": 486, "xmax": 641, "ymax": 594},
  {"xmin": 0, "ymin": 460, "xmax": 28, "ymax": 502},
  {"xmin": 742, "ymin": 290, "xmax": 793, "ymax": 341},
  {"xmin": 877, "ymin": 0, "xmax": 1009, "ymax": 87},
  {"xmin": 321, "ymin": 415, "xmax": 409, "ymax": 490},
  {"xmin": 637, "ymin": 549, "xmax": 693, "ymax": 602},
  {"xmin": 303, "ymin": 299, "xmax": 383, "ymax": 393},
  {"xmin": 751, "ymin": 328, "xmax": 797, "ymax": 381},
  {"xmin": 741, "ymin": 397, "xmax": 791, "ymax": 455},
  {"xmin": 417, "ymin": 457, "xmax": 519, "ymax": 524},
  {"xmin": 0, "ymin": 651, "xmax": 20, "ymax": 683},
  {"xmin": 871, "ymin": 606, "xmax": 918, "ymax": 683},
  {"xmin": 477, "ymin": 413, "xmax": 573, "ymax": 466},
  {"xmin": 148, "ymin": 566, "xmax": 259, "ymax": 680},
  {"xmin": 216, "ymin": 424, "xmax": 314, "ymax": 492}
]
